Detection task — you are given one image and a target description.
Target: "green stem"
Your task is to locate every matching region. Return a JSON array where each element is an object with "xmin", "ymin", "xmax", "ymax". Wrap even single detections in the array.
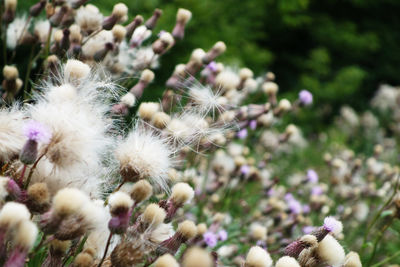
[
  {"xmin": 367, "ymin": 216, "xmax": 395, "ymax": 266},
  {"xmin": 23, "ymin": 46, "xmax": 35, "ymax": 100},
  {"xmin": 361, "ymin": 175, "xmax": 399, "ymax": 255},
  {"xmin": 371, "ymin": 250, "xmax": 400, "ymax": 267}
]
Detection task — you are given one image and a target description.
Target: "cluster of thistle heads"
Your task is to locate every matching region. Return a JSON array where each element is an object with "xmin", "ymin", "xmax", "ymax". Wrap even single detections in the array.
[{"xmin": 0, "ymin": 0, "xmax": 398, "ymax": 266}]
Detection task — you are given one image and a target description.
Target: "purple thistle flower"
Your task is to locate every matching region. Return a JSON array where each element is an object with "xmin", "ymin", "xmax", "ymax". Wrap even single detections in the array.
[
  {"xmin": 240, "ymin": 165, "xmax": 250, "ymax": 175},
  {"xmin": 218, "ymin": 229, "xmax": 228, "ymax": 241},
  {"xmin": 306, "ymin": 169, "xmax": 318, "ymax": 183},
  {"xmin": 206, "ymin": 61, "xmax": 218, "ymax": 72},
  {"xmin": 157, "ymin": 30, "xmax": 166, "ymax": 37},
  {"xmin": 203, "ymin": 232, "xmax": 217, "ymax": 248},
  {"xmin": 302, "ymin": 226, "xmax": 316, "ymax": 234},
  {"xmin": 249, "ymin": 120, "xmax": 257, "ymax": 130},
  {"xmin": 299, "ymin": 90, "xmax": 313, "ymax": 105},
  {"xmin": 23, "ymin": 120, "xmax": 51, "ymax": 143},
  {"xmin": 288, "ymin": 199, "xmax": 302, "ymax": 215},
  {"xmin": 237, "ymin": 128, "xmax": 248, "ymax": 139},
  {"xmin": 284, "ymin": 193, "xmax": 294, "ymax": 202},
  {"xmin": 302, "ymin": 204, "xmax": 311, "ymax": 214},
  {"xmin": 323, "ymin": 216, "xmax": 342, "ymax": 233},
  {"xmin": 311, "ymin": 186, "xmax": 323, "ymax": 196},
  {"xmin": 267, "ymin": 188, "xmax": 275, "ymax": 196}
]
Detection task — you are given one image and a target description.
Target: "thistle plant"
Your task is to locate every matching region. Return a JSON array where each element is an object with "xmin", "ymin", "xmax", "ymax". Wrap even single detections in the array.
[{"xmin": 0, "ymin": 1, "xmax": 398, "ymax": 267}]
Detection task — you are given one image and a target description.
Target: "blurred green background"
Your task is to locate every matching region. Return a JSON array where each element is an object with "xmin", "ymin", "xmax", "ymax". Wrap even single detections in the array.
[{"xmin": 20, "ymin": 0, "xmax": 400, "ymax": 129}]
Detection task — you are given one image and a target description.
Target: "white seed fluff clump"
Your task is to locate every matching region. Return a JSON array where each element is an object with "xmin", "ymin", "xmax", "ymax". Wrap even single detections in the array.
[
  {"xmin": 27, "ymin": 60, "xmax": 117, "ymax": 197},
  {"xmin": 6, "ymin": 16, "xmax": 27, "ymax": 49},
  {"xmin": 0, "ymin": 107, "xmax": 25, "ymax": 162},
  {"xmin": 75, "ymin": 4, "xmax": 103, "ymax": 35},
  {"xmin": 245, "ymin": 246, "xmax": 273, "ymax": 267},
  {"xmin": 316, "ymin": 234, "xmax": 346, "ymax": 266},
  {"xmin": 116, "ymin": 125, "xmax": 174, "ymax": 191}
]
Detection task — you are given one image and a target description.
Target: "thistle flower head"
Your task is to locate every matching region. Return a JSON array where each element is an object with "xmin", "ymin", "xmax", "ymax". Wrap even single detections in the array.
[
  {"xmin": 0, "ymin": 107, "xmax": 25, "ymax": 162},
  {"xmin": 323, "ymin": 216, "xmax": 343, "ymax": 234},
  {"xmin": 23, "ymin": 120, "xmax": 52, "ymax": 143},
  {"xmin": 0, "ymin": 202, "xmax": 30, "ymax": 228},
  {"xmin": 203, "ymin": 231, "xmax": 217, "ymax": 247},
  {"xmin": 299, "ymin": 90, "xmax": 313, "ymax": 105},
  {"xmin": 276, "ymin": 256, "xmax": 300, "ymax": 267},
  {"xmin": 108, "ymin": 191, "xmax": 133, "ymax": 215},
  {"xmin": 187, "ymin": 84, "xmax": 224, "ymax": 115},
  {"xmin": 245, "ymin": 246, "xmax": 273, "ymax": 267},
  {"xmin": 177, "ymin": 220, "xmax": 197, "ymax": 240},
  {"xmin": 6, "ymin": 16, "xmax": 27, "ymax": 49},
  {"xmin": 215, "ymin": 69, "xmax": 240, "ymax": 91},
  {"xmin": 177, "ymin": 8, "xmax": 192, "ymax": 23},
  {"xmin": 315, "ymin": 234, "xmax": 345, "ymax": 266},
  {"xmin": 170, "ymin": 182, "xmax": 194, "ymax": 206},
  {"xmin": 116, "ymin": 124, "xmax": 174, "ymax": 191},
  {"xmin": 130, "ymin": 180, "xmax": 153, "ymax": 203},
  {"xmin": 142, "ymin": 203, "xmax": 166, "ymax": 228},
  {"xmin": 52, "ymin": 188, "xmax": 89, "ymax": 217},
  {"xmin": 75, "ymin": 4, "xmax": 103, "ymax": 35},
  {"xmin": 13, "ymin": 220, "xmax": 38, "ymax": 250},
  {"xmin": 154, "ymin": 254, "xmax": 179, "ymax": 267},
  {"xmin": 182, "ymin": 247, "xmax": 213, "ymax": 267},
  {"xmin": 306, "ymin": 169, "xmax": 318, "ymax": 183}
]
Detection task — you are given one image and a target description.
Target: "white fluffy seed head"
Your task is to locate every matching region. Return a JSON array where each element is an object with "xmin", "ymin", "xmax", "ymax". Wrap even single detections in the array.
[
  {"xmin": 3, "ymin": 65, "xmax": 18, "ymax": 80},
  {"xmin": 197, "ymin": 223, "xmax": 207, "ymax": 235},
  {"xmin": 239, "ymin": 68, "xmax": 254, "ymax": 80},
  {"xmin": 275, "ymin": 256, "xmax": 300, "ymax": 267},
  {"xmin": 213, "ymin": 41, "xmax": 226, "ymax": 53},
  {"xmin": 34, "ymin": 20, "xmax": 51, "ymax": 44},
  {"xmin": 316, "ymin": 235, "xmax": 345, "ymax": 266},
  {"xmin": 150, "ymin": 223, "xmax": 174, "ymax": 244},
  {"xmin": 344, "ymin": 251, "xmax": 362, "ymax": 267},
  {"xmin": 177, "ymin": 8, "xmax": 192, "ymax": 23},
  {"xmin": 215, "ymin": 69, "xmax": 240, "ymax": 90},
  {"xmin": 120, "ymin": 92, "xmax": 136, "ymax": 107},
  {"xmin": 174, "ymin": 64, "xmax": 186, "ymax": 75},
  {"xmin": 14, "ymin": 220, "xmax": 38, "ymax": 250},
  {"xmin": 190, "ymin": 48, "xmax": 206, "ymax": 64},
  {"xmin": 112, "ymin": 24, "xmax": 126, "ymax": 42},
  {"xmin": 0, "ymin": 107, "xmax": 25, "ymax": 162},
  {"xmin": 52, "ymin": 188, "xmax": 89, "ymax": 217},
  {"xmin": 142, "ymin": 203, "xmax": 166, "ymax": 227},
  {"xmin": 0, "ymin": 202, "xmax": 30, "ymax": 228},
  {"xmin": 188, "ymin": 85, "xmax": 223, "ymax": 114},
  {"xmin": 75, "ymin": 4, "xmax": 103, "ymax": 35},
  {"xmin": 47, "ymin": 84, "xmax": 77, "ymax": 102},
  {"xmin": 182, "ymin": 247, "xmax": 213, "ymax": 267},
  {"xmin": 171, "ymin": 182, "xmax": 194, "ymax": 205},
  {"xmin": 152, "ymin": 112, "xmax": 171, "ymax": 129},
  {"xmin": 54, "ymin": 30, "xmax": 63, "ymax": 42},
  {"xmin": 278, "ymin": 99, "xmax": 292, "ymax": 111},
  {"xmin": 112, "ymin": 3, "xmax": 128, "ymax": 20},
  {"xmin": 130, "ymin": 180, "xmax": 153, "ymax": 203},
  {"xmin": 154, "ymin": 254, "xmax": 179, "ymax": 267},
  {"xmin": 64, "ymin": 59, "xmax": 91, "ymax": 83},
  {"xmin": 160, "ymin": 32, "xmax": 174, "ymax": 46},
  {"xmin": 262, "ymin": 82, "xmax": 278, "ymax": 95},
  {"xmin": 140, "ymin": 69, "xmax": 155, "ymax": 83},
  {"xmin": 138, "ymin": 102, "xmax": 159, "ymax": 120},
  {"xmin": 5, "ymin": 0, "xmax": 17, "ymax": 11},
  {"xmin": 245, "ymin": 246, "xmax": 273, "ymax": 267},
  {"xmin": 177, "ymin": 220, "xmax": 197, "ymax": 239},
  {"xmin": 250, "ymin": 223, "xmax": 267, "ymax": 241},
  {"xmin": 116, "ymin": 125, "xmax": 173, "ymax": 191},
  {"xmin": 108, "ymin": 191, "xmax": 133, "ymax": 214},
  {"xmin": 69, "ymin": 24, "xmax": 82, "ymax": 43}
]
